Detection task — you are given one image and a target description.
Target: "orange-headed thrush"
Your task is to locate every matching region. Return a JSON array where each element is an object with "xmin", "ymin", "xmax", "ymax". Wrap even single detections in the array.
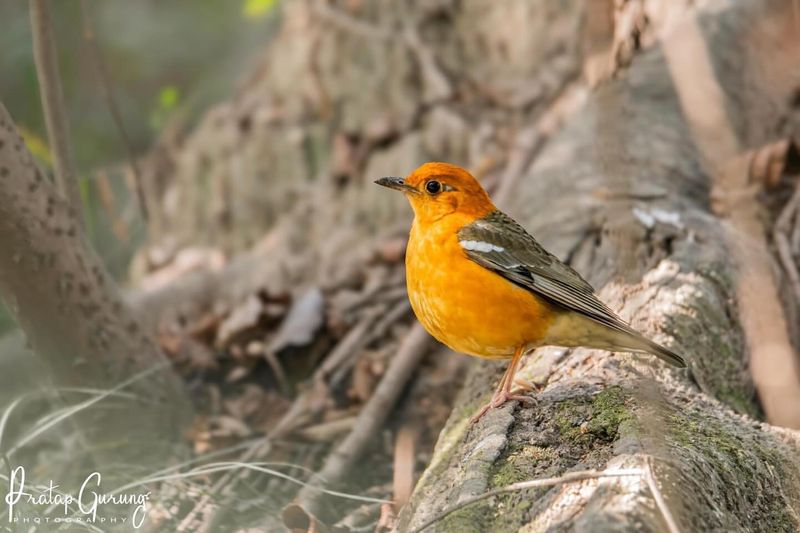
[{"xmin": 376, "ymin": 162, "xmax": 685, "ymax": 421}]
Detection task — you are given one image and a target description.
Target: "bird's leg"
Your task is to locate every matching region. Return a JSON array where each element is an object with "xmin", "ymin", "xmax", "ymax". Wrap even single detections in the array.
[
  {"xmin": 470, "ymin": 346, "xmax": 535, "ymax": 424},
  {"xmin": 492, "ymin": 346, "xmax": 535, "ymax": 406}
]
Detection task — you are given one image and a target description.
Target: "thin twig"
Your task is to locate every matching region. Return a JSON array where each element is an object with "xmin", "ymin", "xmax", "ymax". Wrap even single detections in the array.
[
  {"xmin": 342, "ymin": 282, "xmax": 407, "ymax": 317},
  {"xmin": 644, "ymin": 457, "xmax": 680, "ymax": 533},
  {"xmin": 115, "ymin": 461, "xmax": 391, "ymax": 505},
  {"xmin": 320, "ymin": 306, "xmax": 383, "ymax": 379},
  {"xmin": 774, "ymin": 176, "xmax": 800, "ymax": 232},
  {"xmin": 95, "ymin": 168, "xmax": 130, "ymax": 242},
  {"xmin": 775, "ymin": 176, "xmax": 800, "ymax": 255},
  {"xmin": 775, "ymin": 232, "xmax": 800, "ymax": 302},
  {"xmin": 268, "ymin": 307, "xmax": 383, "ymax": 438},
  {"xmin": 296, "ymin": 324, "xmax": 433, "ymax": 517},
  {"xmin": 174, "ymin": 438, "xmax": 271, "ymax": 531},
  {"xmin": 263, "ymin": 348, "xmax": 291, "ymax": 395},
  {"xmin": 270, "ymin": 298, "xmax": 412, "ymax": 438},
  {"xmin": 329, "ymin": 299, "xmax": 412, "ymax": 387},
  {"xmin": 408, "ymin": 468, "xmax": 644, "ymax": 533},
  {"xmin": 79, "ymin": 0, "xmax": 149, "ymax": 221},
  {"xmin": 773, "ymin": 179, "xmax": 800, "ymax": 344},
  {"xmin": 297, "ymin": 416, "xmax": 357, "ymax": 442},
  {"xmin": 29, "ymin": 0, "xmax": 82, "ymax": 217},
  {"xmin": 334, "ymin": 502, "xmax": 383, "ymax": 531}
]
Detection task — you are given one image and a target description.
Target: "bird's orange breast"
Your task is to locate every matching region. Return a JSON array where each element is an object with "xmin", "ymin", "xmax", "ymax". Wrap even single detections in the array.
[{"xmin": 406, "ymin": 214, "xmax": 556, "ymax": 359}]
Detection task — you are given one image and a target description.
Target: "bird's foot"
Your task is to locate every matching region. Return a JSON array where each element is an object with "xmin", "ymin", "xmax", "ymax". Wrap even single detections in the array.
[
  {"xmin": 513, "ymin": 377, "xmax": 542, "ymax": 394},
  {"xmin": 469, "ymin": 390, "xmax": 536, "ymax": 424}
]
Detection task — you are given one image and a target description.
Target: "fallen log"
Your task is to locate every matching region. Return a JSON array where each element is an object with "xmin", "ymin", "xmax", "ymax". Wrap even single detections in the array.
[{"xmin": 399, "ymin": 0, "xmax": 800, "ymax": 530}]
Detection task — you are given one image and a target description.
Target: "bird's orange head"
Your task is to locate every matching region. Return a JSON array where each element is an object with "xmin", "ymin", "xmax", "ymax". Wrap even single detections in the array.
[{"xmin": 375, "ymin": 162, "xmax": 495, "ymax": 224}]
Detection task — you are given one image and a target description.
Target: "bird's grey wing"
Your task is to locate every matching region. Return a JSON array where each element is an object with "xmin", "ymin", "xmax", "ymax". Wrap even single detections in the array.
[
  {"xmin": 458, "ymin": 210, "xmax": 687, "ymax": 368},
  {"xmin": 457, "ymin": 210, "xmax": 630, "ymax": 334}
]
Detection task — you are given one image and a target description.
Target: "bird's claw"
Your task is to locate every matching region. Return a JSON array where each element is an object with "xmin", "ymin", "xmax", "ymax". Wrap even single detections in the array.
[
  {"xmin": 501, "ymin": 393, "xmax": 536, "ymax": 406},
  {"xmin": 469, "ymin": 390, "xmax": 537, "ymax": 424}
]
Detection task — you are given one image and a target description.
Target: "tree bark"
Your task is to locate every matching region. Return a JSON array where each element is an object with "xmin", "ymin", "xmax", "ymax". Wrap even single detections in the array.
[
  {"xmin": 0, "ymin": 103, "xmax": 191, "ymax": 472},
  {"xmin": 400, "ymin": 0, "xmax": 800, "ymax": 531}
]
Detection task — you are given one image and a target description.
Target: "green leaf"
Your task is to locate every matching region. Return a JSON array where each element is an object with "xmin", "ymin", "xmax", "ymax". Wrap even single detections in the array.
[
  {"xmin": 158, "ymin": 85, "xmax": 180, "ymax": 111},
  {"xmin": 243, "ymin": 0, "xmax": 277, "ymax": 19},
  {"xmin": 149, "ymin": 85, "xmax": 181, "ymax": 131}
]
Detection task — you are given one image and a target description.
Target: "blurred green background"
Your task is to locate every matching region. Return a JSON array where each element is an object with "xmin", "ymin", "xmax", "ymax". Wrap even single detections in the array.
[{"xmin": 0, "ymin": 0, "xmax": 281, "ymax": 332}]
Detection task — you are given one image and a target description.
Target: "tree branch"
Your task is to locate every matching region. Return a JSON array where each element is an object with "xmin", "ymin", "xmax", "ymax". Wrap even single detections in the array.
[
  {"xmin": 79, "ymin": 0, "xmax": 149, "ymax": 221},
  {"xmin": 28, "ymin": 0, "xmax": 82, "ymax": 218}
]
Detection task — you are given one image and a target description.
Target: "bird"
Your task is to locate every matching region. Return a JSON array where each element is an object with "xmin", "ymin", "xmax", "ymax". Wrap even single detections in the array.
[{"xmin": 375, "ymin": 162, "xmax": 686, "ymax": 422}]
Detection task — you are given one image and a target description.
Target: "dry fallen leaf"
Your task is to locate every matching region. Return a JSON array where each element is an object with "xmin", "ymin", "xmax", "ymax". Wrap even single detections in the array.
[
  {"xmin": 138, "ymin": 246, "xmax": 226, "ymax": 292},
  {"xmin": 225, "ymin": 365, "xmax": 251, "ymax": 383},
  {"xmin": 211, "ymin": 415, "xmax": 252, "ymax": 438},
  {"xmin": 216, "ymin": 294, "xmax": 265, "ymax": 348},
  {"xmin": 268, "ymin": 288, "xmax": 325, "ymax": 353},
  {"xmin": 180, "ymin": 337, "xmax": 218, "ymax": 371}
]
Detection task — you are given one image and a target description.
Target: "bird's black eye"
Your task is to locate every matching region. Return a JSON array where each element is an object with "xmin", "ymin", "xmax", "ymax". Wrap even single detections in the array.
[{"xmin": 425, "ymin": 180, "xmax": 442, "ymax": 194}]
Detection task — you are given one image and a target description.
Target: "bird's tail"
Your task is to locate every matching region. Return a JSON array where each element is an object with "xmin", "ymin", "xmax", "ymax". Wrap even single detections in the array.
[
  {"xmin": 626, "ymin": 335, "xmax": 686, "ymax": 368},
  {"xmin": 603, "ymin": 320, "xmax": 686, "ymax": 368},
  {"xmin": 544, "ymin": 312, "xmax": 687, "ymax": 368}
]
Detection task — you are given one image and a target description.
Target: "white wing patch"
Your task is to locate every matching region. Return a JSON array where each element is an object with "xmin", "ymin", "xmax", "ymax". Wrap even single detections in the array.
[{"xmin": 459, "ymin": 239, "xmax": 505, "ymax": 253}]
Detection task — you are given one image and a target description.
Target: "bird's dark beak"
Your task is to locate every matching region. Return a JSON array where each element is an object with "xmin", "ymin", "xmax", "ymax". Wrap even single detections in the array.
[{"xmin": 375, "ymin": 176, "xmax": 419, "ymax": 194}]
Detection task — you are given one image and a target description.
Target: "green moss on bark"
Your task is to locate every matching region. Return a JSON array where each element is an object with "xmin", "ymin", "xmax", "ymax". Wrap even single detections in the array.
[
  {"xmin": 666, "ymin": 407, "xmax": 799, "ymax": 531},
  {"xmin": 664, "ymin": 262, "xmax": 760, "ymax": 418},
  {"xmin": 437, "ymin": 501, "xmax": 492, "ymax": 533},
  {"xmin": 472, "ymin": 386, "xmax": 634, "ymax": 531},
  {"xmin": 554, "ymin": 386, "xmax": 633, "ymax": 444}
]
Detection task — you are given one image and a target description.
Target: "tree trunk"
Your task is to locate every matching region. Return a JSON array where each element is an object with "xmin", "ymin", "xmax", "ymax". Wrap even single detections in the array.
[
  {"xmin": 0, "ymin": 103, "xmax": 191, "ymax": 473},
  {"xmin": 399, "ymin": 1, "xmax": 800, "ymax": 531}
]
